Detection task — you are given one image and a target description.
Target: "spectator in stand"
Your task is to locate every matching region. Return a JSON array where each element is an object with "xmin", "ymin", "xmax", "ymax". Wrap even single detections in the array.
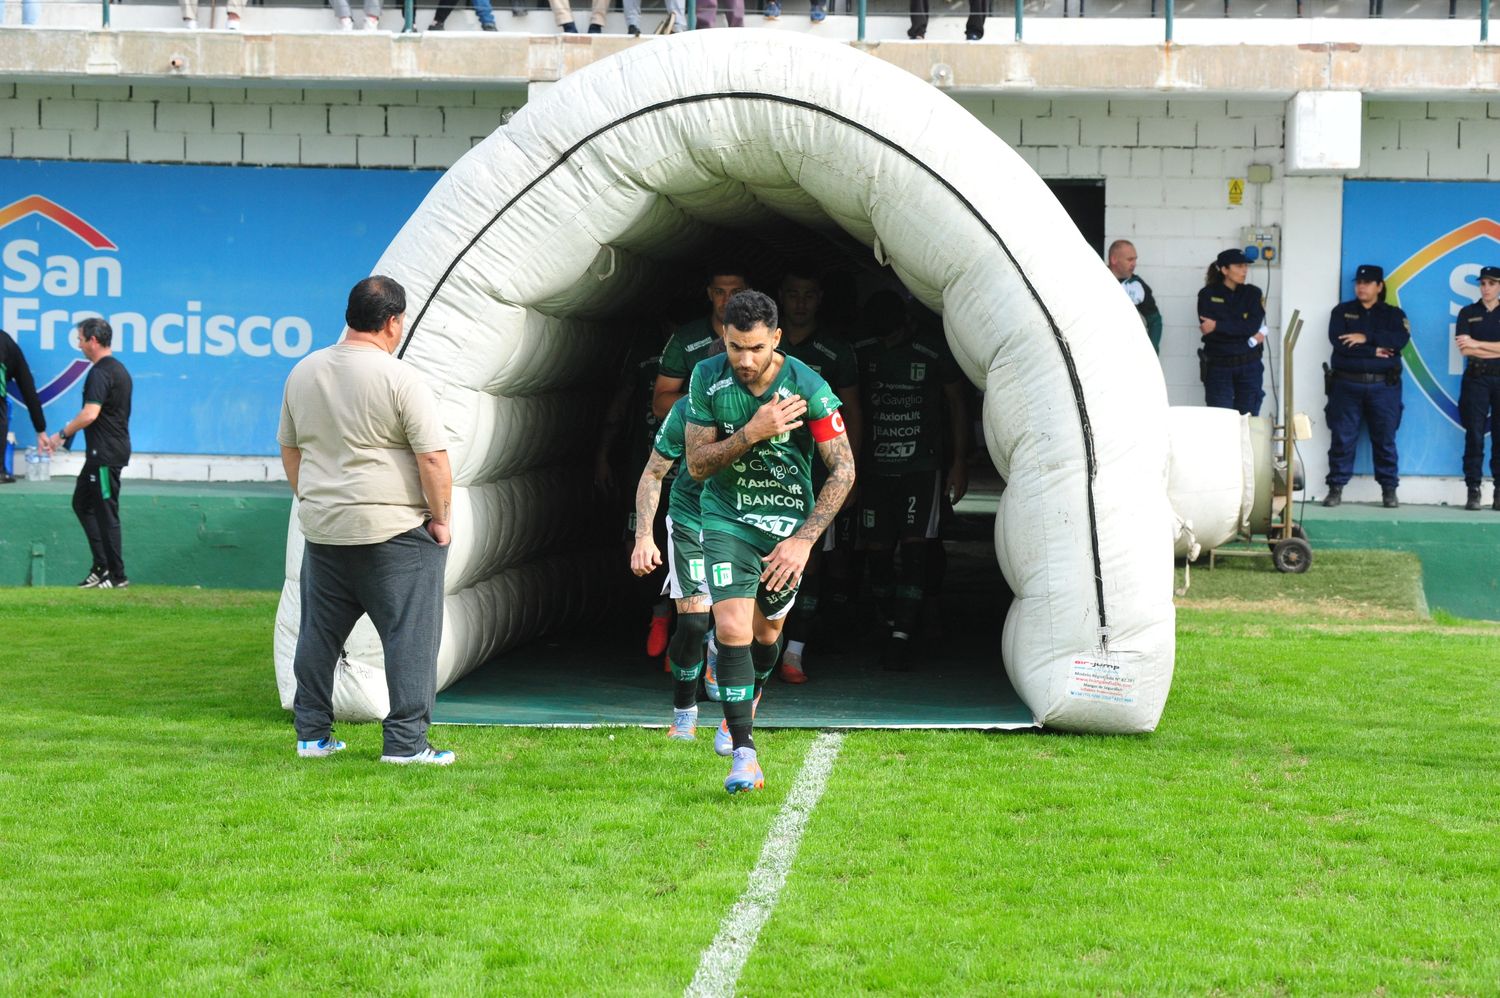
[
  {"xmin": 327, "ymin": 0, "xmax": 382, "ymax": 30},
  {"xmin": 1108, "ymin": 239, "xmax": 1163, "ymax": 354},
  {"xmin": 907, "ymin": 0, "xmax": 985, "ymax": 39},
  {"xmin": 1, "ymin": 328, "xmax": 48, "ymax": 485},
  {"xmin": 429, "ymin": 0, "xmax": 499, "ymax": 30},
  {"xmin": 551, "ymin": 0, "xmax": 610, "ymax": 31},
  {"xmin": 763, "ymin": 0, "xmax": 828, "ymax": 22},
  {"xmin": 181, "ymin": 0, "xmax": 244, "ymax": 29},
  {"xmin": 1196, "ymin": 248, "xmax": 1268, "ymax": 416},
  {"xmin": 695, "ymin": 0, "xmax": 744, "ymax": 29}
]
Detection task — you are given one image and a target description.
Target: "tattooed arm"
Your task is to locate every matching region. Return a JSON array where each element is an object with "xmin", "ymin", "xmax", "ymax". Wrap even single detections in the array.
[
  {"xmin": 760, "ymin": 432, "xmax": 856, "ymax": 592},
  {"xmin": 797, "ymin": 433, "xmax": 856, "ymax": 544},
  {"xmin": 630, "ymin": 450, "xmax": 674, "ymax": 576},
  {"xmin": 684, "ymin": 395, "xmax": 807, "ymax": 481}
]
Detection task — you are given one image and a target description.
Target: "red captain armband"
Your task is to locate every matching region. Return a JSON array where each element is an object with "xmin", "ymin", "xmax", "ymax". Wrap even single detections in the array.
[{"xmin": 809, "ymin": 410, "xmax": 846, "ymax": 442}]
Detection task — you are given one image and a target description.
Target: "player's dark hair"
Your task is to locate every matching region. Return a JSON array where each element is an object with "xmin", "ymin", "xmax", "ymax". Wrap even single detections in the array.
[
  {"xmin": 780, "ymin": 263, "xmax": 822, "ymax": 287},
  {"xmin": 346, "ymin": 275, "xmax": 407, "ymax": 333},
  {"xmin": 861, "ymin": 289, "xmax": 908, "ymax": 338},
  {"xmin": 706, "ymin": 263, "xmax": 749, "ymax": 285},
  {"xmin": 724, "ymin": 289, "xmax": 779, "ymax": 333},
  {"xmin": 76, "ymin": 317, "xmax": 113, "ymax": 348}
]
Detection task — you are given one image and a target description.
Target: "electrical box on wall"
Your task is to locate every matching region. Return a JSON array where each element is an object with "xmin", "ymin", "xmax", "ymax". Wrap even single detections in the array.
[{"xmin": 1241, "ymin": 224, "xmax": 1281, "ymax": 265}]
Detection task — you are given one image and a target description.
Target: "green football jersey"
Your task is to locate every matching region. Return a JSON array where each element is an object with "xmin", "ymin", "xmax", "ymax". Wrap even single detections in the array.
[
  {"xmin": 781, "ymin": 330, "xmax": 859, "ymax": 490},
  {"xmin": 781, "ymin": 329, "xmax": 859, "ymax": 390},
  {"xmin": 855, "ymin": 331, "xmax": 959, "ymax": 476},
  {"xmin": 652, "ymin": 398, "xmax": 704, "ymax": 532},
  {"xmin": 687, "ymin": 354, "xmax": 842, "ymax": 547},
  {"xmin": 657, "ymin": 316, "xmax": 724, "ymax": 380}
]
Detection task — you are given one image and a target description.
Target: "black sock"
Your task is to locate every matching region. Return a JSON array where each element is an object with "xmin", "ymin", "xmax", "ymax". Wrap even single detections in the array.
[
  {"xmin": 668, "ymin": 611, "xmax": 711, "ymax": 710},
  {"xmin": 717, "ymin": 642, "xmax": 755, "ymax": 751},
  {"xmin": 894, "ymin": 542, "xmax": 927, "ymax": 638},
  {"xmin": 751, "ymin": 636, "xmax": 782, "ymax": 699}
]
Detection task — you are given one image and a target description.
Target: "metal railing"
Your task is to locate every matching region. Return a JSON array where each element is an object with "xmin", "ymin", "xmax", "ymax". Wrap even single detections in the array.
[{"xmin": 91, "ymin": 0, "xmax": 1492, "ymax": 41}]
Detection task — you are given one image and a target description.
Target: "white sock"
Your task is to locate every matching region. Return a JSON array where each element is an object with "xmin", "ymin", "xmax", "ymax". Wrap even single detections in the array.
[{"xmin": 785, "ymin": 640, "xmax": 806, "ymax": 660}]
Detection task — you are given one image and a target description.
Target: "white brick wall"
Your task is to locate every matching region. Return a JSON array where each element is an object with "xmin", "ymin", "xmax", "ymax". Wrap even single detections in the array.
[
  {"xmin": 4, "ymin": 80, "xmax": 1492, "ymax": 419},
  {"xmin": 965, "ymin": 95, "xmax": 1290, "ymax": 404},
  {"xmin": 0, "ymin": 81, "xmax": 525, "ymax": 172},
  {"xmin": 1355, "ymin": 100, "xmax": 1500, "ymax": 181}
]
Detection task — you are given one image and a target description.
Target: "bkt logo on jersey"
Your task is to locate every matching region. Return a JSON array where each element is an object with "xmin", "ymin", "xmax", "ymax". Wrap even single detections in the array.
[
  {"xmin": 1, "ymin": 194, "xmax": 315, "ymax": 406},
  {"xmin": 1386, "ymin": 217, "xmax": 1500, "ymax": 429}
]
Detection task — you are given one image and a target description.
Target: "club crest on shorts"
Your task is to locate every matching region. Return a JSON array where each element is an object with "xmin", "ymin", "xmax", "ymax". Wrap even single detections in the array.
[
  {"xmin": 910, "ymin": 362, "xmax": 927, "ymax": 381},
  {"xmin": 689, "ymin": 557, "xmax": 705, "ymax": 582},
  {"xmin": 711, "ymin": 562, "xmax": 733, "ymax": 587}
]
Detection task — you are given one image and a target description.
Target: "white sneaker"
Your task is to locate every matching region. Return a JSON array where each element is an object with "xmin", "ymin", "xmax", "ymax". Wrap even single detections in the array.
[
  {"xmin": 182, "ymin": 16, "xmax": 198, "ymax": 27},
  {"xmin": 226, "ymin": 14, "xmax": 241, "ymax": 28},
  {"xmin": 339, "ymin": 15, "xmax": 353, "ymax": 28},
  {"xmin": 365, "ymin": 14, "xmax": 381, "ymax": 29},
  {"xmin": 380, "ymin": 746, "xmax": 456, "ymax": 766},
  {"xmin": 296, "ymin": 737, "xmax": 346, "ymax": 758}
]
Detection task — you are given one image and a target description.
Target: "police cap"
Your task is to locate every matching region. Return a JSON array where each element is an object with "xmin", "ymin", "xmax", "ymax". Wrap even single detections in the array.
[
  {"xmin": 1354, "ymin": 264, "xmax": 1384, "ymax": 283},
  {"xmin": 1480, "ymin": 266, "xmax": 1500, "ymax": 282},
  {"xmin": 1215, "ymin": 248, "xmax": 1251, "ymax": 267}
]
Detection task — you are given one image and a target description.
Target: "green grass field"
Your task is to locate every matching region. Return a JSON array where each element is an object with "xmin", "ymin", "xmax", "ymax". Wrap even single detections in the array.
[{"xmin": 4, "ymin": 552, "xmax": 1498, "ymax": 995}]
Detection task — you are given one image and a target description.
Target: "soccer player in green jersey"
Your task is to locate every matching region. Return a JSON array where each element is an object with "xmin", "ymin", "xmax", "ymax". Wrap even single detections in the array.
[
  {"xmin": 775, "ymin": 266, "xmax": 863, "ymax": 684},
  {"xmin": 630, "ymin": 397, "xmax": 712, "ymax": 738},
  {"xmin": 652, "ymin": 265, "xmax": 749, "ymax": 420},
  {"xmin": 685, "ymin": 290, "xmax": 856, "ymax": 794},
  {"xmin": 854, "ymin": 290, "xmax": 970, "ymax": 671}
]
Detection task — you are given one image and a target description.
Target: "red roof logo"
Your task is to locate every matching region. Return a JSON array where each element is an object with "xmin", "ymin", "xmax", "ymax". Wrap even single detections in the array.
[{"xmin": 0, "ymin": 194, "xmax": 117, "ymax": 250}]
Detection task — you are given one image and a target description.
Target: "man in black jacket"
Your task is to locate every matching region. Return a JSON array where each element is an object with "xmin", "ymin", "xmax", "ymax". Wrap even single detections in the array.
[{"xmin": 1, "ymin": 329, "xmax": 48, "ymax": 484}]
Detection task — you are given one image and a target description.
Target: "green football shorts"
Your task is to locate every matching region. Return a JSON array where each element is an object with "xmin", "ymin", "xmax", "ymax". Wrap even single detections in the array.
[{"xmin": 700, "ymin": 527, "xmax": 799, "ymax": 621}]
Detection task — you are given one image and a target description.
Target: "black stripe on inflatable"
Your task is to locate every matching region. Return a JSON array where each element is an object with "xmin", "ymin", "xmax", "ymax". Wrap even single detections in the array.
[{"xmin": 401, "ymin": 90, "xmax": 1109, "ymax": 637}]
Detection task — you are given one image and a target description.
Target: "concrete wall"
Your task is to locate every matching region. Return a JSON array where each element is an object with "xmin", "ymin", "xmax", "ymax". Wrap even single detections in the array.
[
  {"xmin": 4, "ymin": 80, "xmax": 1491, "ymax": 499},
  {"xmin": 957, "ymin": 94, "xmax": 1287, "ymax": 408},
  {"xmin": 0, "ymin": 80, "xmax": 525, "ymax": 168}
]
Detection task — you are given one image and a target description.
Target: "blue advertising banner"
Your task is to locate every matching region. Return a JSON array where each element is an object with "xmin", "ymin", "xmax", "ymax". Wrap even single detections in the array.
[
  {"xmin": 2, "ymin": 160, "xmax": 441, "ymax": 457},
  {"xmin": 1342, "ymin": 180, "xmax": 1499, "ymax": 476}
]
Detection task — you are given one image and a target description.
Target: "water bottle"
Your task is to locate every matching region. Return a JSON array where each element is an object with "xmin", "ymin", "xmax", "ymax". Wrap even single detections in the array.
[
  {"xmin": 24, "ymin": 447, "xmax": 39, "ymax": 481},
  {"xmin": 38, "ymin": 446, "xmax": 50, "ymax": 482}
]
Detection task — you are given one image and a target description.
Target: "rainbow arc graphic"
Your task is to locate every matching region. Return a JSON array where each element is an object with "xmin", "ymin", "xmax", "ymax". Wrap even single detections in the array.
[
  {"xmin": 1, "ymin": 194, "xmax": 118, "ymax": 410},
  {"xmin": 1386, "ymin": 217, "xmax": 1500, "ymax": 430}
]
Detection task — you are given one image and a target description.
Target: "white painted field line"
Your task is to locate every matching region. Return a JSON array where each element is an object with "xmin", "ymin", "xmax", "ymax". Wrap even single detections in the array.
[{"xmin": 685, "ymin": 730, "xmax": 845, "ymax": 998}]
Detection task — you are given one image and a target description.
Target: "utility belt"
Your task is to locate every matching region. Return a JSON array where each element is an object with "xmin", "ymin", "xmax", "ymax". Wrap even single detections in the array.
[
  {"xmin": 1198, "ymin": 346, "xmax": 1263, "ymax": 382},
  {"xmin": 1323, "ymin": 363, "xmax": 1401, "ymax": 390},
  {"xmin": 1465, "ymin": 358, "xmax": 1500, "ymax": 378}
]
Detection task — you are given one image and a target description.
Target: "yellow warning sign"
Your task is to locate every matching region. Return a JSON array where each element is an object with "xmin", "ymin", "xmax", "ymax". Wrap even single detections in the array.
[{"xmin": 1228, "ymin": 178, "xmax": 1245, "ymax": 206}]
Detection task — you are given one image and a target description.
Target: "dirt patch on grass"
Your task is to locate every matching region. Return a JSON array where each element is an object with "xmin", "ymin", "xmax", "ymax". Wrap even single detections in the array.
[{"xmin": 1177, "ymin": 596, "xmax": 1420, "ymax": 621}]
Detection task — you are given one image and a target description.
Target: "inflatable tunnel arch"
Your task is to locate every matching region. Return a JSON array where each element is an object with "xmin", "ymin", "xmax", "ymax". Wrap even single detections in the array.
[{"xmin": 275, "ymin": 30, "xmax": 1181, "ymax": 734}]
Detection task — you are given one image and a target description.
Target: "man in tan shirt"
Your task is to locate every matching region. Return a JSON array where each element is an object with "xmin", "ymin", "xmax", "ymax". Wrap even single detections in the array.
[{"xmin": 278, "ymin": 275, "xmax": 456, "ymax": 765}]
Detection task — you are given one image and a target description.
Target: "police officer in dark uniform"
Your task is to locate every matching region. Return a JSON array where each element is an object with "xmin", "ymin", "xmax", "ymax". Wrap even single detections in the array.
[
  {"xmin": 1455, "ymin": 265, "xmax": 1500, "ymax": 511},
  {"xmin": 1321, "ymin": 265, "xmax": 1410, "ymax": 509},
  {"xmin": 1197, "ymin": 248, "xmax": 1268, "ymax": 416}
]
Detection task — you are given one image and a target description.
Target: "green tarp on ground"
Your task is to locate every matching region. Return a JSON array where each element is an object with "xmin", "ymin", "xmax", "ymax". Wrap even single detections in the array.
[{"xmin": 435, "ymin": 544, "xmax": 1036, "ymax": 729}]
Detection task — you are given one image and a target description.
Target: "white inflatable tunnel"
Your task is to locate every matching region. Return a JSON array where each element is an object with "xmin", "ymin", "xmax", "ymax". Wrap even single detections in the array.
[{"xmin": 275, "ymin": 29, "xmax": 1190, "ymax": 734}]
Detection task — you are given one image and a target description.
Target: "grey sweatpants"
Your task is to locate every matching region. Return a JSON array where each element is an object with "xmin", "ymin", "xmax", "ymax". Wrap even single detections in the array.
[{"xmin": 292, "ymin": 524, "xmax": 447, "ymax": 757}]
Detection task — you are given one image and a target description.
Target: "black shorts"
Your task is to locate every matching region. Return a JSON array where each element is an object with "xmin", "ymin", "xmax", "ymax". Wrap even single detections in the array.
[{"xmin": 859, "ymin": 470, "xmax": 942, "ymax": 547}]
